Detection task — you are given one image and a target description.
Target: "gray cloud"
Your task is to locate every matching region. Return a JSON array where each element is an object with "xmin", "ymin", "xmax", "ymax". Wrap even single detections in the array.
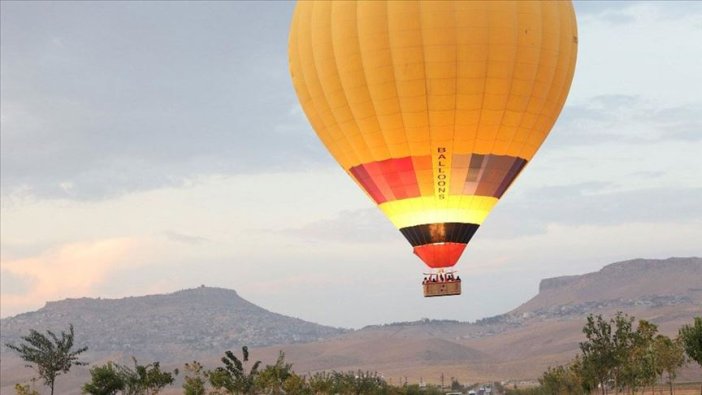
[
  {"xmin": 3, "ymin": 2, "xmax": 699, "ymax": 202},
  {"xmin": 1, "ymin": 2, "xmax": 329, "ymax": 200},
  {"xmin": 278, "ymin": 209, "xmax": 399, "ymax": 244},
  {"xmin": 552, "ymin": 95, "xmax": 702, "ymax": 147},
  {"xmin": 480, "ymin": 185, "xmax": 702, "ymax": 239},
  {"xmin": 573, "ymin": 1, "xmax": 702, "ymax": 23},
  {"xmin": 163, "ymin": 231, "xmax": 209, "ymax": 245}
]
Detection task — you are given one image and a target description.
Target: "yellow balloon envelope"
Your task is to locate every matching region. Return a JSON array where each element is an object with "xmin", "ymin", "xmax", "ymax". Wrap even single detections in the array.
[{"xmin": 289, "ymin": 1, "xmax": 578, "ymax": 269}]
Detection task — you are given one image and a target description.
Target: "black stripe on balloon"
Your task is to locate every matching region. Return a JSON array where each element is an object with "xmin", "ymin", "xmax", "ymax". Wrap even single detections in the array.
[{"xmin": 399, "ymin": 223, "xmax": 480, "ymax": 247}]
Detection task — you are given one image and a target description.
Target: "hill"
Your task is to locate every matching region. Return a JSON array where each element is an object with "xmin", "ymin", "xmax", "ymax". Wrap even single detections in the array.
[
  {"xmin": 250, "ymin": 257, "xmax": 701, "ymax": 383},
  {"xmin": 513, "ymin": 256, "xmax": 702, "ymax": 317},
  {"xmin": 0, "ymin": 286, "xmax": 346, "ymax": 360},
  {"xmin": 1, "ymin": 257, "xmax": 700, "ymax": 393}
]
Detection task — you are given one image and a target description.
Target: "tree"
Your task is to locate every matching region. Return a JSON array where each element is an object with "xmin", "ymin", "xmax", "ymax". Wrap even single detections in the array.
[
  {"xmin": 308, "ymin": 371, "xmax": 334, "ymax": 394},
  {"xmin": 655, "ymin": 336, "xmax": 686, "ymax": 395},
  {"xmin": 82, "ymin": 362, "xmax": 125, "ymax": 395},
  {"xmin": 5, "ymin": 324, "xmax": 88, "ymax": 395},
  {"xmin": 571, "ymin": 355, "xmax": 597, "ymax": 394},
  {"xmin": 281, "ymin": 372, "xmax": 311, "ymax": 395},
  {"xmin": 580, "ymin": 314, "xmax": 617, "ymax": 394},
  {"xmin": 182, "ymin": 361, "xmax": 207, "ymax": 395},
  {"xmin": 679, "ymin": 317, "xmax": 702, "ymax": 395},
  {"xmin": 209, "ymin": 346, "xmax": 261, "ymax": 394},
  {"xmin": 539, "ymin": 363, "xmax": 586, "ymax": 395},
  {"xmin": 14, "ymin": 383, "xmax": 40, "ymax": 395},
  {"xmin": 255, "ymin": 351, "xmax": 293, "ymax": 394},
  {"xmin": 579, "ymin": 312, "xmax": 654, "ymax": 394},
  {"xmin": 609, "ymin": 313, "xmax": 639, "ymax": 394},
  {"xmin": 621, "ymin": 319, "xmax": 659, "ymax": 393},
  {"xmin": 117, "ymin": 357, "xmax": 177, "ymax": 395}
]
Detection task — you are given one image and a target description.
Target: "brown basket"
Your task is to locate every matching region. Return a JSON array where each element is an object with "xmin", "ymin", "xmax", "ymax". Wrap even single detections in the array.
[{"xmin": 423, "ymin": 281, "xmax": 462, "ymax": 297}]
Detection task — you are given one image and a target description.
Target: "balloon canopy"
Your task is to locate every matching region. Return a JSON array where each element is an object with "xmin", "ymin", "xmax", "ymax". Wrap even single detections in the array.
[{"xmin": 289, "ymin": 1, "xmax": 578, "ymax": 269}]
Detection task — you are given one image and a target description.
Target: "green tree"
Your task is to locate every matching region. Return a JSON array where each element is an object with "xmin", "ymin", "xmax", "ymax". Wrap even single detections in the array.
[
  {"xmin": 343, "ymin": 370, "xmax": 388, "ymax": 395},
  {"xmin": 281, "ymin": 372, "xmax": 311, "ymax": 395},
  {"xmin": 5, "ymin": 324, "xmax": 88, "ymax": 395},
  {"xmin": 14, "ymin": 383, "xmax": 40, "ymax": 395},
  {"xmin": 255, "ymin": 351, "xmax": 293, "ymax": 394},
  {"xmin": 539, "ymin": 363, "xmax": 586, "ymax": 395},
  {"xmin": 308, "ymin": 371, "xmax": 334, "ymax": 394},
  {"xmin": 580, "ymin": 312, "xmax": 649, "ymax": 394},
  {"xmin": 621, "ymin": 320, "xmax": 658, "ymax": 393},
  {"xmin": 182, "ymin": 361, "xmax": 207, "ymax": 395},
  {"xmin": 655, "ymin": 335, "xmax": 686, "ymax": 395},
  {"xmin": 609, "ymin": 313, "xmax": 638, "ymax": 394},
  {"xmin": 117, "ymin": 357, "xmax": 177, "ymax": 395},
  {"xmin": 82, "ymin": 362, "xmax": 125, "ymax": 395},
  {"xmin": 571, "ymin": 354, "xmax": 598, "ymax": 394},
  {"xmin": 305, "ymin": 370, "xmax": 390, "ymax": 395},
  {"xmin": 209, "ymin": 346, "xmax": 261, "ymax": 394},
  {"xmin": 580, "ymin": 314, "xmax": 617, "ymax": 394},
  {"xmin": 678, "ymin": 317, "xmax": 702, "ymax": 395}
]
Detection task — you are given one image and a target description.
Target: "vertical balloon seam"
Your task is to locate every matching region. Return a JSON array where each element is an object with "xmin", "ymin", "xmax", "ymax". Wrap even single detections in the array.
[
  {"xmin": 354, "ymin": 2, "xmax": 394, "ymax": 178},
  {"xmin": 522, "ymin": 3, "xmax": 570, "ymax": 161},
  {"xmin": 338, "ymin": 1, "xmax": 387, "ymax": 173},
  {"xmin": 415, "ymin": 1, "xmax": 433, "ymax": 226},
  {"xmin": 487, "ymin": 3, "xmax": 538, "ymax": 201},
  {"xmin": 518, "ymin": 2, "xmax": 562, "ymax": 161},
  {"xmin": 298, "ymin": 3, "xmax": 349, "ymax": 167},
  {"xmin": 487, "ymin": 4, "xmax": 521, "ymax": 160},
  {"xmin": 462, "ymin": 3, "xmax": 491, "ymax": 242},
  {"xmin": 357, "ymin": 2, "xmax": 405, "ymax": 202},
  {"xmin": 505, "ymin": 2, "xmax": 543, "ymax": 158},
  {"xmin": 479, "ymin": 4, "xmax": 517, "ymax": 232},
  {"xmin": 539, "ymin": 2, "xmax": 571, "ymax": 143},
  {"xmin": 290, "ymin": 5, "xmax": 340, "ymax": 169},
  {"xmin": 384, "ymin": 2, "xmax": 419, "ymax": 224},
  {"xmin": 451, "ymin": 0, "xmax": 468, "ymax": 232},
  {"xmin": 539, "ymin": 2, "xmax": 576, "ymax": 149},
  {"xmin": 371, "ymin": 1, "xmax": 404, "ymax": 166},
  {"xmin": 322, "ymin": 1, "xmax": 370, "ymax": 171},
  {"xmin": 471, "ymin": 3, "xmax": 490, "ymax": 161},
  {"xmin": 320, "ymin": 1, "xmax": 373, "ymax": 183},
  {"xmin": 547, "ymin": 2, "xmax": 579, "ymax": 148},
  {"xmin": 513, "ymin": 1, "xmax": 551, "ymax": 161}
]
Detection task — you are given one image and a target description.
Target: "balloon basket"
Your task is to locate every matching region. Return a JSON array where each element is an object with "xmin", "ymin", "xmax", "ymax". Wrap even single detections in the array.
[{"xmin": 422, "ymin": 279, "xmax": 461, "ymax": 298}]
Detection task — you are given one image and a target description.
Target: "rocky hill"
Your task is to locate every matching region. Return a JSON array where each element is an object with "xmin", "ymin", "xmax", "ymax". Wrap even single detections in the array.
[
  {"xmin": 248, "ymin": 257, "xmax": 701, "ymax": 383},
  {"xmin": 1, "ymin": 257, "xmax": 700, "ymax": 393},
  {"xmin": 513, "ymin": 257, "xmax": 702, "ymax": 318},
  {"xmin": 0, "ymin": 286, "xmax": 346, "ymax": 360}
]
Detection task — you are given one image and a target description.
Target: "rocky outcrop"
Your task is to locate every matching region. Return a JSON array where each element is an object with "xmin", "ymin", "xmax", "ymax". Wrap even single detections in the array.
[{"xmin": 0, "ymin": 286, "xmax": 347, "ymax": 359}]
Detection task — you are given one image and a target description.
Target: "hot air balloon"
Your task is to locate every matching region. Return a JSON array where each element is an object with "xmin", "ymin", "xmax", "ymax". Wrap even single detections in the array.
[{"xmin": 289, "ymin": 1, "xmax": 577, "ymax": 297}]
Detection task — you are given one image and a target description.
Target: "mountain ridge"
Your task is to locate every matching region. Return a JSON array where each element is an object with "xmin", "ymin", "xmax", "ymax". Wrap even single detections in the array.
[
  {"xmin": 1, "ymin": 285, "xmax": 348, "ymax": 359},
  {"xmin": 1, "ymin": 257, "xmax": 700, "ymax": 393}
]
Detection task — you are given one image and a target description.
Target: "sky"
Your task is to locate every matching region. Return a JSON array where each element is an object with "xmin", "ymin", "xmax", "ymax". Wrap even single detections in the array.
[{"xmin": 1, "ymin": 1, "xmax": 701, "ymax": 329}]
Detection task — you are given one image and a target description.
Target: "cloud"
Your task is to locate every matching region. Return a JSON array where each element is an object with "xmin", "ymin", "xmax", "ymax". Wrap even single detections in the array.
[
  {"xmin": 553, "ymin": 95, "xmax": 702, "ymax": 147},
  {"xmin": 163, "ymin": 231, "xmax": 209, "ymax": 245},
  {"xmin": 278, "ymin": 208, "xmax": 398, "ymax": 244},
  {"xmin": 570, "ymin": 2, "xmax": 702, "ymax": 106},
  {"xmin": 0, "ymin": 2, "xmax": 330, "ymax": 201},
  {"xmin": 480, "ymin": 185, "xmax": 702, "ymax": 239},
  {"xmin": 0, "ymin": 238, "xmax": 142, "ymax": 317},
  {"xmin": 574, "ymin": 1, "xmax": 702, "ymax": 25}
]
